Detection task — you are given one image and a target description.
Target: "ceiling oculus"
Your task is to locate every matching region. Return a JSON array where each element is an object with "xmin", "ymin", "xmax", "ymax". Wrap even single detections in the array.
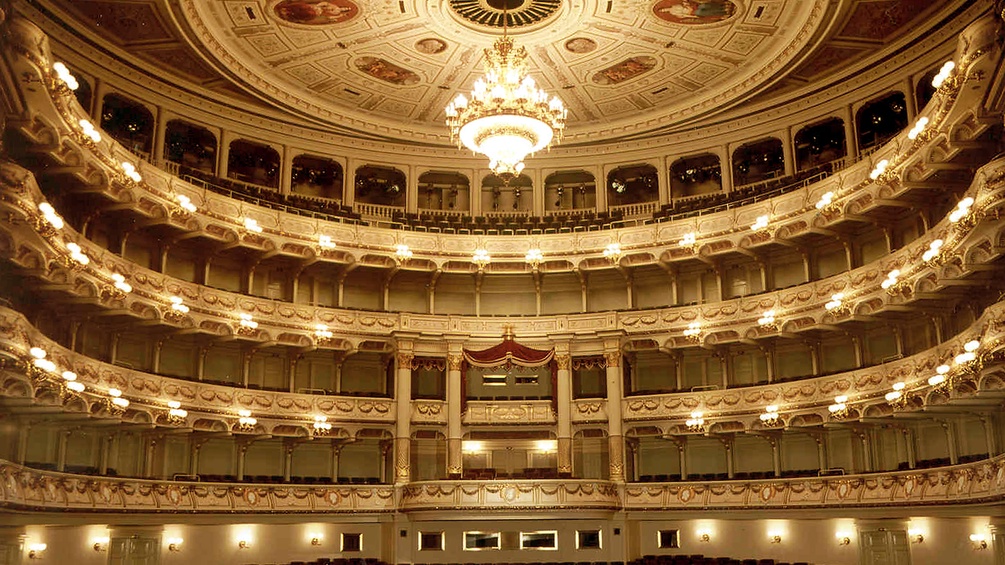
[{"xmin": 449, "ymin": 0, "xmax": 561, "ymax": 28}]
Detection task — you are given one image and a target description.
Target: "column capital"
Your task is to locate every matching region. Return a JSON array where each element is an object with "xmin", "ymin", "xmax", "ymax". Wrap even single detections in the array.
[
  {"xmin": 447, "ymin": 353, "xmax": 464, "ymax": 371},
  {"xmin": 396, "ymin": 352, "xmax": 414, "ymax": 368},
  {"xmin": 604, "ymin": 351, "xmax": 621, "ymax": 367},
  {"xmin": 555, "ymin": 353, "xmax": 571, "ymax": 370}
]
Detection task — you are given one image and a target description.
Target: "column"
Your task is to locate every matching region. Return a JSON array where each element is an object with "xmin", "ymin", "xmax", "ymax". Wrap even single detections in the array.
[
  {"xmin": 718, "ymin": 147, "xmax": 732, "ymax": 193},
  {"xmin": 780, "ymin": 127, "xmax": 795, "ymax": 176},
  {"xmin": 903, "ymin": 77, "xmax": 917, "ymax": 119},
  {"xmin": 56, "ymin": 430, "xmax": 69, "ymax": 472},
  {"xmin": 405, "ymin": 164, "xmax": 419, "ymax": 214},
  {"xmin": 15, "ymin": 423, "xmax": 29, "ymax": 464},
  {"xmin": 597, "ymin": 165, "xmax": 610, "ymax": 212},
  {"xmin": 446, "ymin": 349, "xmax": 464, "ymax": 477},
  {"xmin": 189, "ymin": 437, "xmax": 204, "ymax": 476},
  {"xmin": 944, "ymin": 421, "xmax": 959, "ymax": 464},
  {"xmin": 143, "ymin": 435, "xmax": 158, "ymax": 478},
  {"xmin": 816, "ymin": 435, "xmax": 827, "ymax": 470},
  {"xmin": 217, "ymin": 131, "xmax": 232, "ymax": 179},
  {"xmin": 280, "ymin": 145, "xmax": 294, "ymax": 195},
  {"xmin": 858, "ymin": 430, "xmax": 873, "ymax": 472},
  {"xmin": 723, "ymin": 439, "xmax": 734, "ymax": 479},
  {"xmin": 555, "ymin": 347, "xmax": 572, "ymax": 476},
  {"xmin": 343, "ymin": 157, "xmax": 358, "ymax": 208},
  {"xmin": 675, "ymin": 439, "xmax": 687, "ymax": 479},
  {"xmin": 99, "ymin": 433, "xmax": 113, "ymax": 474},
  {"xmin": 842, "ymin": 105, "xmax": 858, "ymax": 159},
  {"xmin": 236, "ymin": 442, "xmax": 249, "ymax": 481},
  {"xmin": 331, "ymin": 442, "xmax": 342, "ymax": 482},
  {"xmin": 657, "ymin": 155, "xmax": 670, "ymax": 206},
  {"xmin": 152, "ymin": 107, "xmax": 168, "ymax": 165},
  {"xmin": 982, "ymin": 415, "xmax": 998, "ymax": 456},
  {"xmin": 394, "ymin": 349, "xmax": 414, "ymax": 484},
  {"xmin": 152, "ymin": 339, "xmax": 164, "ymax": 374},
  {"xmin": 605, "ymin": 344, "xmax": 625, "ymax": 482},
  {"xmin": 283, "ymin": 440, "xmax": 295, "ymax": 482},
  {"xmin": 531, "ymin": 168, "xmax": 545, "ymax": 217},
  {"xmin": 768, "ymin": 437, "xmax": 781, "ymax": 477},
  {"xmin": 903, "ymin": 428, "xmax": 916, "ymax": 469}
]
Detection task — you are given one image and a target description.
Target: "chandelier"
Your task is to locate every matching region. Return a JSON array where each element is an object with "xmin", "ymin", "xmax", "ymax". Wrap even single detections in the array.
[{"xmin": 444, "ymin": 16, "xmax": 567, "ymax": 179}]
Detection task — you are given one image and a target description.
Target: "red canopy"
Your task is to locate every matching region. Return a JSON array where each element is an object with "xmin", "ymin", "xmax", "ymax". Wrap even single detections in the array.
[{"xmin": 462, "ymin": 338, "xmax": 554, "ymax": 367}]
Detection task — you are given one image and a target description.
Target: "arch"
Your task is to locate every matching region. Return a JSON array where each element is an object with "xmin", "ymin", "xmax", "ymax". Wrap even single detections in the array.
[
  {"xmin": 733, "ymin": 138, "xmax": 784, "ymax": 186},
  {"xmin": 607, "ymin": 164, "xmax": 658, "ymax": 206},
  {"xmin": 165, "ymin": 120, "xmax": 217, "ymax": 174},
  {"xmin": 99, "ymin": 93, "xmax": 154, "ymax": 155},
  {"xmin": 856, "ymin": 91, "xmax": 908, "ymax": 151},
  {"xmin": 794, "ymin": 118, "xmax": 846, "ymax": 172},
  {"xmin": 354, "ymin": 165, "xmax": 406, "ymax": 207},
  {"xmin": 228, "ymin": 139, "xmax": 280, "ymax": 188},
  {"xmin": 481, "ymin": 173, "xmax": 532, "ymax": 212},
  {"xmin": 544, "ymin": 169, "xmax": 596, "ymax": 212},
  {"xmin": 670, "ymin": 153, "xmax": 722, "ymax": 198},
  {"xmin": 417, "ymin": 170, "xmax": 469, "ymax": 212},
  {"xmin": 293, "ymin": 154, "xmax": 344, "ymax": 200}
]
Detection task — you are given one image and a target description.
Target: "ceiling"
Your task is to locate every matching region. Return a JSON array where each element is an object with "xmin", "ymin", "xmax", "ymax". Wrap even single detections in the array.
[{"xmin": 40, "ymin": 0, "xmax": 950, "ymax": 145}]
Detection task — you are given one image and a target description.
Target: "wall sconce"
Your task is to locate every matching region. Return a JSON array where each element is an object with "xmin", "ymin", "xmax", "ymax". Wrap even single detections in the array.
[
  {"xmin": 697, "ymin": 530, "xmax": 711, "ymax": 543},
  {"xmin": 835, "ymin": 532, "xmax": 851, "ymax": 546},
  {"xmin": 603, "ymin": 242, "xmax": 623, "ymax": 263},
  {"xmin": 92, "ymin": 536, "xmax": 109, "ymax": 552},
  {"xmin": 908, "ymin": 529, "xmax": 924, "ymax": 544},
  {"xmin": 310, "ymin": 533, "xmax": 324, "ymax": 546},
  {"xmin": 394, "ymin": 244, "xmax": 413, "ymax": 265},
  {"xmin": 237, "ymin": 537, "xmax": 252, "ymax": 549},
  {"xmin": 768, "ymin": 533, "xmax": 782, "ymax": 544},
  {"xmin": 27, "ymin": 543, "xmax": 47, "ymax": 559},
  {"xmin": 683, "ymin": 322, "xmax": 702, "ymax": 343},
  {"xmin": 525, "ymin": 248, "xmax": 544, "ymax": 269},
  {"xmin": 471, "ymin": 248, "xmax": 491, "ymax": 271},
  {"xmin": 166, "ymin": 537, "xmax": 184, "ymax": 552},
  {"xmin": 685, "ymin": 411, "xmax": 706, "ymax": 433},
  {"xmin": 237, "ymin": 409, "xmax": 257, "ymax": 432},
  {"xmin": 828, "ymin": 395, "xmax": 850, "ymax": 419},
  {"xmin": 970, "ymin": 533, "xmax": 988, "ymax": 550},
  {"xmin": 312, "ymin": 415, "xmax": 332, "ymax": 436}
]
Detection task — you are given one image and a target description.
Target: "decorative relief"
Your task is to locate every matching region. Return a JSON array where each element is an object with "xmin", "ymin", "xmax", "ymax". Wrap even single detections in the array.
[
  {"xmin": 463, "ymin": 401, "xmax": 555, "ymax": 425},
  {"xmin": 272, "ymin": 0, "xmax": 359, "ymax": 26}
]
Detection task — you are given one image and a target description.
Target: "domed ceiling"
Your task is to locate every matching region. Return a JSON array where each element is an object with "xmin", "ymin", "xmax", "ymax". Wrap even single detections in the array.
[{"xmin": 40, "ymin": 0, "xmax": 950, "ymax": 145}]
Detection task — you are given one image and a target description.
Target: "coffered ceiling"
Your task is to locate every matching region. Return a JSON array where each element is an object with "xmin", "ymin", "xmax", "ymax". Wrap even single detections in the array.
[{"xmin": 38, "ymin": 0, "xmax": 954, "ymax": 145}]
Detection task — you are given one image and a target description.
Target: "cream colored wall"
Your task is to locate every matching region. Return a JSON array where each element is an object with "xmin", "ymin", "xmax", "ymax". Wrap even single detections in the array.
[{"xmin": 11, "ymin": 516, "xmax": 998, "ymax": 565}]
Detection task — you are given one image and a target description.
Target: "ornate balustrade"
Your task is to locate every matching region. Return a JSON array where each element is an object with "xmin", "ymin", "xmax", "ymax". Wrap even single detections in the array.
[
  {"xmin": 0, "ymin": 460, "xmax": 396, "ymax": 514},
  {"xmin": 0, "ymin": 296, "xmax": 1002, "ymax": 436},
  {"xmin": 1, "ymin": 155, "xmax": 1002, "ymax": 348},
  {"xmin": 2, "ymin": 9, "xmax": 999, "ymax": 268},
  {"xmin": 2, "ymin": 454, "xmax": 1001, "ymax": 514}
]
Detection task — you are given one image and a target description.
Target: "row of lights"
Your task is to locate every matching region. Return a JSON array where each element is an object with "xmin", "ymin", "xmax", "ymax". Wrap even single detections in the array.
[
  {"xmin": 680, "ymin": 337, "xmax": 983, "ymax": 431},
  {"xmin": 49, "ymin": 55, "xmax": 959, "ymax": 277}
]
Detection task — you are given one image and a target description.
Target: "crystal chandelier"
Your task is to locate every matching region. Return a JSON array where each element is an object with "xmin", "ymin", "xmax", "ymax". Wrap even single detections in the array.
[{"xmin": 445, "ymin": 15, "xmax": 567, "ymax": 179}]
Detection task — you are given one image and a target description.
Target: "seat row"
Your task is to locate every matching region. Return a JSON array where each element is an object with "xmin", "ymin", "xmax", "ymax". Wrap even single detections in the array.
[
  {"xmin": 649, "ymin": 162, "xmax": 835, "ymax": 223},
  {"xmin": 179, "ymin": 165, "xmax": 364, "ymax": 225}
]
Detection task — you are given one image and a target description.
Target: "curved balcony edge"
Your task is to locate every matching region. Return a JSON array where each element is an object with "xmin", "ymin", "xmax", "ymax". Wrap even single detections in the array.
[{"xmin": 1, "ymin": 455, "xmax": 1002, "ymax": 515}]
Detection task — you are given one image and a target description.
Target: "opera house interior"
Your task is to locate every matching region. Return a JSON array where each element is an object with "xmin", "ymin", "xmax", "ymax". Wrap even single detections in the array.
[{"xmin": 2, "ymin": 0, "xmax": 1005, "ymax": 563}]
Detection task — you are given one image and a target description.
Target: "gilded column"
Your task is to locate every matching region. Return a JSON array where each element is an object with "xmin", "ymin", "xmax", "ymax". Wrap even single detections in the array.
[
  {"xmin": 555, "ymin": 351, "xmax": 572, "ymax": 476},
  {"xmin": 605, "ymin": 349, "xmax": 625, "ymax": 482},
  {"xmin": 447, "ymin": 351, "xmax": 464, "ymax": 477},
  {"xmin": 395, "ymin": 350, "xmax": 414, "ymax": 484}
]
